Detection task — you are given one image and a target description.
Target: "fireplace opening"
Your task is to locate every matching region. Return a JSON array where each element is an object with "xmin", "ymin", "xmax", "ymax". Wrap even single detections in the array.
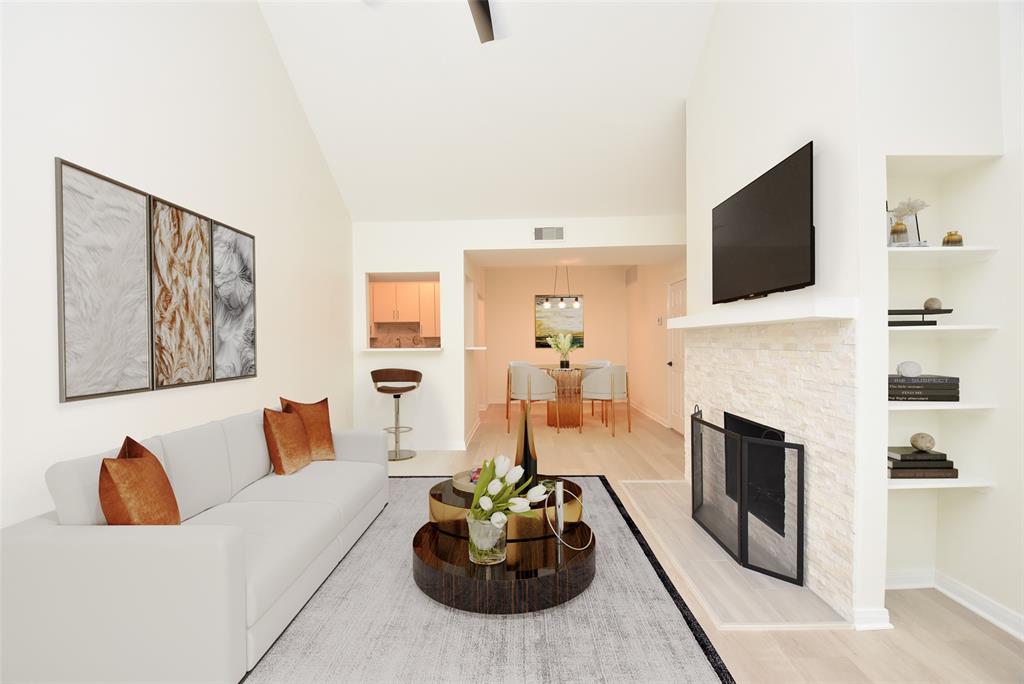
[{"xmin": 724, "ymin": 412, "xmax": 786, "ymax": 536}]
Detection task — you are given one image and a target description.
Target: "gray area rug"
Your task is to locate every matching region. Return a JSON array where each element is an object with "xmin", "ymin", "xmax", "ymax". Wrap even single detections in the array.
[{"xmin": 247, "ymin": 477, "xmax": 730, "ymax": 683}]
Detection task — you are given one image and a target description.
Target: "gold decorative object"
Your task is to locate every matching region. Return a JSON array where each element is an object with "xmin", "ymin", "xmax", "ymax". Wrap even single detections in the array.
[
  {"xmin": 942, "ymin": 230, "xmax": 964, "ymax": 246},
  {"xmin": 890, "ymin": 221, "xmax": 909, "ymax": 244}
]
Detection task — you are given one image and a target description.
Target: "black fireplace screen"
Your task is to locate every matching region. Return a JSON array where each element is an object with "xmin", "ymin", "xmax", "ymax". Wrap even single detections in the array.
[{"xmin": 691, "ymin": 407, "xmax": 804, "ymax": 585}]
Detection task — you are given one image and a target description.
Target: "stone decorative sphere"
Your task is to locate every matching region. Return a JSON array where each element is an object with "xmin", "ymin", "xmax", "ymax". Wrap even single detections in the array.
[
  {"xmin": 897, "ymin": 361, "xmax": 922, "ymax": 378},
  {"xmin": 910, "ymin": 432, "xmax": 935, "ymax": 451},
  {"xmin": 923, "ymin": 297, "xmax": 943, "ymax": 310}
]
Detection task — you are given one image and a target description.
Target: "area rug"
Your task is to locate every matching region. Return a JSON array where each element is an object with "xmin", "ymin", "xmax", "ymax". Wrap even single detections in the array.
[{"xmin": 245, "ymin": 476, "xmax": 733, "ymax": 683}]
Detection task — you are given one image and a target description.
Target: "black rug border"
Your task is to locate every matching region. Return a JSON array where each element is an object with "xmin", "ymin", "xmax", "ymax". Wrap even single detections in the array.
[{"xmin": 392, "ymin": 474, "xmax": 735, "ymax": 683}]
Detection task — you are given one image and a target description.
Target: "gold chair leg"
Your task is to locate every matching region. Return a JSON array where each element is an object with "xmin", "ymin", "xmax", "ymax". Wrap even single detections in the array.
[
  {"xmin": 554, "ymin": 400, "xmax": 561, "ymax": 434},
  {"xmin": 591, "ymin": 400, "xmax": 595, "ymax": 416},
  {"xmin": 578, "ymin": 392, "xmax": 583, "ymax": 434}
]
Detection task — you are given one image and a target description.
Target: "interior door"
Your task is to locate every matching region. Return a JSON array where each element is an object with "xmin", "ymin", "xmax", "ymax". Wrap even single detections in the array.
[
  {"xmin": 395, "ymin": 282, "xmax": 420, "ymax": 321},
  {"xmin": 371, "ymin": 282, "xmax": 396, "ymax": 323},
  {"xmin": 668, "ymin": 279, "xmax": 686, "ymax": 434}
]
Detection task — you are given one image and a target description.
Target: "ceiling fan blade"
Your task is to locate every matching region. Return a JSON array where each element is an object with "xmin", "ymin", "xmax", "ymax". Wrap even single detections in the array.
[{"xmin": 468, "ymin": 0, "xmax": 494, "ymax": 43}]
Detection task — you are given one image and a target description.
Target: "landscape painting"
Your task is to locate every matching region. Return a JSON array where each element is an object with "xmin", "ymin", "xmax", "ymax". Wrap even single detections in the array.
[
  {"xmin": 212, "ymin": 223, "xmax": 256, "ymax": 380},
  {"xmin": 58, "ymin": 162, "xmax": 151, "ymax": 401},
  {"xmin": 151, "ymin": 198, "xmax": 213, "ymax": 387},
  {"xmin": 534, "ymin": 295, "xmax": 584, "ymax": 348}
]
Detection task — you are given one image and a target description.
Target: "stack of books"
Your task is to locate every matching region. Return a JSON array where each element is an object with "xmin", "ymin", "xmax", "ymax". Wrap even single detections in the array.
[
  {"xmin": 888, "ymin": 447, "xmax": 958, "ymax": 479},
  {"xmin": 888, "ymin": 374, "xmax": 959, "ymax": 402}
]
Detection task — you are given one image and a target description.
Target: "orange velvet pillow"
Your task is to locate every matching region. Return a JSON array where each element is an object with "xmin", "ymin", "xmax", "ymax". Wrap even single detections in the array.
[
  {"xmin": 99, "ymin": 437, "xmax": 180, "ymax": 525},
  {"xmin": 280, "ymin": 397, "xmax": 335, "ymax": 461},
  {"xmin": 263, "ymin": 408, "xmax": 312, "ymax": 475}
]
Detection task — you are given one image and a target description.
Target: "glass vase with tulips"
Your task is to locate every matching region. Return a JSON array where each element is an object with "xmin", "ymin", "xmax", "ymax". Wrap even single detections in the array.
[{"xmin": 467, "ymin": 455, "xmax": 549, "ymax": 565}]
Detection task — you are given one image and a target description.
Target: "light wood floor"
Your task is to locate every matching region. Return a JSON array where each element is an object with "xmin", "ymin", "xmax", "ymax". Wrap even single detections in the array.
[{"xmin": 390, "ymin": 404, "xmax": 1024, "ymax": 683}]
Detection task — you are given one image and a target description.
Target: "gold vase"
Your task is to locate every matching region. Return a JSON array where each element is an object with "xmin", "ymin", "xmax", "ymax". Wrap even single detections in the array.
[
  {"xmin": 942, "ymin": 230, "xmax": 964, "ymax": 247},
  {"xmin": 890, "ymin": 221, "xmax": 909, "ymax": 244}
]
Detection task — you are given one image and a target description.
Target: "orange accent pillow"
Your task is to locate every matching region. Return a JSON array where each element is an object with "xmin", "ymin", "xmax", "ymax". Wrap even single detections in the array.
[
  {"xmin": 263, "ymin": 408, "xmax": 312, "ymax": 475},
  {"xmin": 99, "ymin": 437, "xmax": 180, "ymax": 525},
  {"xmin": 280, "ymin": 397, "xmax": 335, "ymax": 461}
]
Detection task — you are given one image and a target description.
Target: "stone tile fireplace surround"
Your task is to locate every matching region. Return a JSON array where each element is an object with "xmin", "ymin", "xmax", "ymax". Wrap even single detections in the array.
[{"xmin": 684, "ymin": 320, "xmax": 855, "ymax": 620}]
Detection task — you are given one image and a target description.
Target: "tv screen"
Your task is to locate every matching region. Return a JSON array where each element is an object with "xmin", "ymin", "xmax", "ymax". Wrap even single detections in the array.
[{"xmin": 712, "ymin": 142, "xmax": 814, "ymax": 304}]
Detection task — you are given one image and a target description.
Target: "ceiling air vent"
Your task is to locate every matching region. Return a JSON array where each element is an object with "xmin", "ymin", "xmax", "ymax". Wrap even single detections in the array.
[{"xmin": 534, "ymin": 226, "xmax": 564, "ymax": 241}]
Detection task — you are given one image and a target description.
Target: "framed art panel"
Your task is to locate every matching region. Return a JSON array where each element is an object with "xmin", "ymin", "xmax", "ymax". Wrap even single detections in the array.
[
  {"xmin": 151, "ymin": 197, "xmax": 214, "ymax": 387},
  {"xmin": 534, "ymin": 295, "xmax": 584, "ymax": 348},
  {"xmin": 212, "ymin": 223, "xmax": 256, "ymax": 380},
  {"xmin": 56, "ymin": 160, "xmax": 152, "ymax": 401}
]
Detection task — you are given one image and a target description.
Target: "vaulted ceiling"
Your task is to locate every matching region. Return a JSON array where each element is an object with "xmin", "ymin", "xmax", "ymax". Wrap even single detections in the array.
[{"xmin": 260, "ymin": 1, "xmax": 714, "ymax": 221}]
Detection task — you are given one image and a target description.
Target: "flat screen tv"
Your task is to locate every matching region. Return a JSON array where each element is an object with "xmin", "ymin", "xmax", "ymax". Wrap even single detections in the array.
[{"xmin": 712, "ymin": 142, "xmax": 814, "ymax": 304}]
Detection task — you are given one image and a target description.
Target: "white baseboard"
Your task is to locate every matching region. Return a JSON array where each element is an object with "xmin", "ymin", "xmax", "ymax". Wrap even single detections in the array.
[
  {"xmin": 934, "ymin": 570, "xmax": 1024, "ymax": 641},
  {"xmin": 886, "ymin": 568, "xmax": 936, "ymax": 590},
  {"xmin": 852, "ymin": 607, "xmax": 893, "ymax": 631},
  {"xmin": 630, "ymin": 402, "xmax": 670, "ymax": 428},
  {"xmin": 464, "ymin": 418, "xmax": 481, "ymax": 447}
]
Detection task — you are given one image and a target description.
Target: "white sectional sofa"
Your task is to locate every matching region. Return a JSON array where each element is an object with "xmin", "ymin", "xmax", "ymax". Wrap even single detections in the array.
[{"xmin": 1, "ymin": 410, "xmax": 389, "ymax": 683}]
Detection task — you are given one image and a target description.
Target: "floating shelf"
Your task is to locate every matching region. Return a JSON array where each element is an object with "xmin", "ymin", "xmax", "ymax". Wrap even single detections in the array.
[
  {"xmin": 667, "ymin": 297, "xmax": 857, "ymax": 330},
  {"xmin": 889, "ymin": 324, "xmax": 999, "ymax": 340},
  {"xmin": 888, "ymin": 401, "xmax": 997, "ymax": 412},
  {"xmin": 888, "ymin": 478, "xmax": 994, "ymax": 491},
  {"xmin": 464, "ymin": 346, "xmax": 487, "ymax": 351},
  {"xmin": 887, "ymin": 246, "xmax": 998, "ymax": 269}
]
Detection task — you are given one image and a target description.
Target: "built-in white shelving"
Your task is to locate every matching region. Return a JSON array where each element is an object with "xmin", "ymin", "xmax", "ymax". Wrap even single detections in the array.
[
  {"xmin": 887, "ymin": 246, "xmax": 998, "ymax": 269},
  {"xmin": 888, "ymin": 478, "xmax": 994, "ymax": 491},
  {"xmin": 667, "ymin": 297, "xmax": 857, "ymax": 330},
  {"xmin": 888, "ymin": 401, "xmax": 997, "ymax": 412}
]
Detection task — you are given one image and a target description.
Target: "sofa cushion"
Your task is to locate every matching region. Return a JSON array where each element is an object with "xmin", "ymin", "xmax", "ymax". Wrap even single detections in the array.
[
  {"xmin": 230, "ymin": 461, "xmax": 386, "ymax": 524},
  {"xmin": 281, "ymin": 397, "xmax": 335, "ymax": 461},
  {"xmin": 221, "ymin": 411, "xmax": 271, "ymax": 496},
  {"xmin": 262, "ymin": 409, "xmax": 312, "ymax": 476},
  {"xmin": 159, "ymin": 422, "xmax": 232, "ymax": 520},
  {"xmin": 45, "ymin": 437, "xmax": 165, "ymax": 525},
  {"xmin": 99, "ymin": 437, "xmax": 180, "ymax": 525},
  {"xmin": 184, "ymin": 501, "xmax": 341, "ymax": 627}
]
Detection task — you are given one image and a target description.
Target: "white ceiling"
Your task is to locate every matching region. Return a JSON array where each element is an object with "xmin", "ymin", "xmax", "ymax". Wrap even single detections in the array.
[
  {"xmin": 465, "ymin": 244, "xmax": 685, "ymax": 267},
  {"xmin": 261, "ymin": 1, "xmax": 714, "ymax": 222}
]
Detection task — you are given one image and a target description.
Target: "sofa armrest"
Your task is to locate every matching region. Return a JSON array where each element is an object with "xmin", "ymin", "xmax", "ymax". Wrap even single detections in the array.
[
  {"xmin": 332, "ymin": 429, "xmax": 388, "ymax": 467},
  {"xmin": 1, "ymin": 515, "xmax": 246, "ymax": 683}
]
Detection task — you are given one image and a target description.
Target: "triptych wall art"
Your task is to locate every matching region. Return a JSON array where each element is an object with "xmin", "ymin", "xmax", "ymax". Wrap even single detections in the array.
[{"xmin": 56, "ymin": 159, "xmax": 257, "ymax": 402}]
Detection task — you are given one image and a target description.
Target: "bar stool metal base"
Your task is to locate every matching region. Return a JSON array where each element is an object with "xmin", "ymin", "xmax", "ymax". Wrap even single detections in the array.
[{"xmin": 385, "ymin": 394, "xmax": 416, "ymax": 461}]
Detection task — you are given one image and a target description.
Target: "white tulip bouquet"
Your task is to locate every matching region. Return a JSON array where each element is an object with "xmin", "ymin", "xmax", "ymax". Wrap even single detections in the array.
[
  {"xmin": 469, "ymin": 455, "xmax": 548, "ymax": 526},
  {"xmin": 466, "ymin": 455, "xmax": 549, "ymax": 564}
]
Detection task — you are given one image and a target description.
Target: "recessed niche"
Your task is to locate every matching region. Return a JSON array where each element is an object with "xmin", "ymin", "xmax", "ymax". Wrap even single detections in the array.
[{"xmin": 367, "ymin": 272, "xmax": 441, "ymax": 349}]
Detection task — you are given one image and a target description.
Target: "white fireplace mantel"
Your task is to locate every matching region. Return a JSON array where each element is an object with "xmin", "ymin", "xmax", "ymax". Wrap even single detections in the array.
[{"xmin": 667, "ymin": 297, "xmax": 858, "ymax": 330}]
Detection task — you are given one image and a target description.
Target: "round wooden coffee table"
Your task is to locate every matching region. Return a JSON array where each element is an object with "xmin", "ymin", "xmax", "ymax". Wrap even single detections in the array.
[{"xmin": 412, "ymin": 520, "xmax": 596, "ymax": 614}]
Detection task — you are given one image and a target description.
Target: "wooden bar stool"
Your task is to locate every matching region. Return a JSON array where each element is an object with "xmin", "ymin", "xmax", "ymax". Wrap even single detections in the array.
[{"xmin": 371, "ymin": 368, "xmax": 422, "ymax": 461}]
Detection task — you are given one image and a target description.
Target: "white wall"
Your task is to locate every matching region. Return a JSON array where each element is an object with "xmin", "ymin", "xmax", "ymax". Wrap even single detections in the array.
[
  {"xmin": 0, "ymin": 3, "xmax": 354, "ymax": 525},
  {"xmin": 625, "ymin": 260, "xmax": 685, "ymax": 426},
  {"xmin": 351, "ymin": 215, "xmax": 683, "ymax": 451},
  {"xmin": 484, "ymin": 265, "xmax": 629, "ymax": 405}
]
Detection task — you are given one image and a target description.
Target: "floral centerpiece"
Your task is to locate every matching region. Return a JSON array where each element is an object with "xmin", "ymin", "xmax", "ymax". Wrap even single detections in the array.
[
  {"xmin": 545, "ymin": 332, "xmax": 580, "ymax": 369},
  {"xmin": 467, "ymin": 455, "xmax": 548, "ymax": 565}
]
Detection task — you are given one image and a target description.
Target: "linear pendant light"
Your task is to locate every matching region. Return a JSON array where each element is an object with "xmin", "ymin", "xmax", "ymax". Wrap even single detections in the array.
[{"xmin": 544, "ymin": 265, "xmax": 579, "ymax": 309}]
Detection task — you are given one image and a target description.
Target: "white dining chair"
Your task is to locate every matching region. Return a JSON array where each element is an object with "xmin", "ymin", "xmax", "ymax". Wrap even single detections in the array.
[
  {"xmin": 581, "ymin": 360, "xmax": 611, "ymax": 416},
  {"xmin": 581, "ymin": 364, "xmax": 631, "ymax": 436},
  {"xmin": 508, "ymin": 364, "xmax": 560, "ymax": 433},
  {"xmin": 505, "ymin": 361, "xmax": 531, "ymax": 423}
]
